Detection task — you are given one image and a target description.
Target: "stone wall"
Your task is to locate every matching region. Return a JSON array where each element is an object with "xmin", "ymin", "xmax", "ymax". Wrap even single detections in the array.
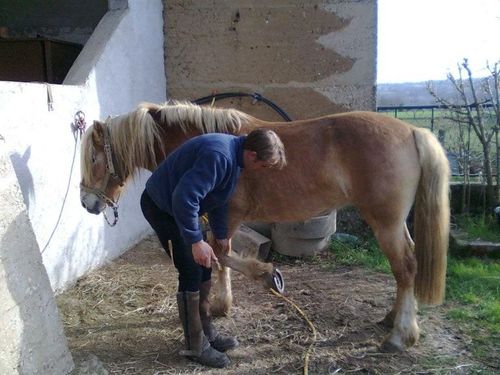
[{"xmin": 164, "ymin": 0, "xmax": 376, "ymax": 120}]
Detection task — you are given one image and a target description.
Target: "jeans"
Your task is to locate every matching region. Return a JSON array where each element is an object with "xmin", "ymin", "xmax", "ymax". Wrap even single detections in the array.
[{"xmin": 140, "ymin": 190, "xmax": 211, "ymax": 292}]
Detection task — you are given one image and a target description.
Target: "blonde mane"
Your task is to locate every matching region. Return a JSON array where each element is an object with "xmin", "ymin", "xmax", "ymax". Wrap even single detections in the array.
[
  {"xmin": 144, "ymin": 100, "xmax": 250, "ymax": 134},
  {"xmin": 81, "ymin": 101, "xmax": 250, "ymax": 184},
  {"xmin": 81, "ymin": 107, "xmax": 164, "ymax": 185}
]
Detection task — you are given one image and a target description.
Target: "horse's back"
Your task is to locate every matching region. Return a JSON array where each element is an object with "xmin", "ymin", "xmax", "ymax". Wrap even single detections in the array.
[{"xmin": 235, "ymin": 112, "xmax": 422, "ymax": 222}]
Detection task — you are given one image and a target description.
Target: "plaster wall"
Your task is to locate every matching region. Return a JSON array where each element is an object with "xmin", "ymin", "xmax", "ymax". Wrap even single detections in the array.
[
  {"xmin": 0, "ymin": 153, "xmax": 74, "ymax": 374},
  {"xmin": 164, "ymin": 0, "xmax": 376, "ymax": 120},
  {"xmin": 0, "ymin": 0, "xmax": 166, "ymax": 293}
]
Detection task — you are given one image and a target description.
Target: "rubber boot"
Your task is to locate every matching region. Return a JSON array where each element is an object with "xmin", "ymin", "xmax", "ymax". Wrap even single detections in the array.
[
  {"xmin": 177, "ymin": 291, "xmax": 230, "ymax": 368},
  {"xmin": 199, "ymin": 280, "xmax": 239, "ymax": 352}
]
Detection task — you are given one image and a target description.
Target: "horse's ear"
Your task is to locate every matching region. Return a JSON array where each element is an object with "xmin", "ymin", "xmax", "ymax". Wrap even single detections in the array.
[
  {"xmin": 92, "ymin": 120, "xmax": 105, "ymax": 146},
  {"xmin": 148, "ymin": 108, "xmax": 162, "ymax": 124}
]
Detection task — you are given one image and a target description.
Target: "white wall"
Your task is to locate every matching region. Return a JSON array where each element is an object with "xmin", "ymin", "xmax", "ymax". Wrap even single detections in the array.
[
  {"xmin": 0, "ymin": 0, "xmax": 166, "ymax": 292},
  {"xmin": 0, "ymin": 152, "xmax": 74, "ymax": 375}
]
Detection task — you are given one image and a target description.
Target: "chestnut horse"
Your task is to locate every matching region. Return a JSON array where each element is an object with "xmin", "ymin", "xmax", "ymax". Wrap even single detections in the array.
[{"xmin": 80, "ymin": 101, "xmax": 450, "ymax": 351}]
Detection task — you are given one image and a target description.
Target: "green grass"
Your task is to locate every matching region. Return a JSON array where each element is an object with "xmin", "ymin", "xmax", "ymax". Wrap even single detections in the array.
[
  {"xmin": 327, "ymin": 237, "xmax": 500, "ymax": 367},
  {"xmin": 445, "ymin": 257, "xmax": 500, "ymax": 362},
  {"xmin": 329, "ymin": 236, "xmax": 390, "ymax": 273},
  {"xmin": 454, "ymin": 214, "xmax": 500, "ymax": 242}
]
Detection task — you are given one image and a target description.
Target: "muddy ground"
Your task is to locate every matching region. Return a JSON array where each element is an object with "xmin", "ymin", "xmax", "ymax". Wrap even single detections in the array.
[{"xmin": 57, "ymin": 236, "xmax": 485, "ymax": 374}]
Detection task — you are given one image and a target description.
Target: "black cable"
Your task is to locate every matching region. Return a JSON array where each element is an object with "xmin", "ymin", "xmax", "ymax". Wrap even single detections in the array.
[{"xmin": 192, "ymin": 92, "xmax": 292, "ymax": 122}]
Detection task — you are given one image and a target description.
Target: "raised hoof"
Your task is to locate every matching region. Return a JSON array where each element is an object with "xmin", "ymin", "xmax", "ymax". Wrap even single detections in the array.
[{"xmin": 263, "ymin": 268, "xmax": 285, "ymax": 294}]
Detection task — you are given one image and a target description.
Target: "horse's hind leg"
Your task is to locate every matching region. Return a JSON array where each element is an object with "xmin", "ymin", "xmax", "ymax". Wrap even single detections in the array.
[{"xmin": 367, "ymin": 216, "xmax": 419, "ymax": 351}]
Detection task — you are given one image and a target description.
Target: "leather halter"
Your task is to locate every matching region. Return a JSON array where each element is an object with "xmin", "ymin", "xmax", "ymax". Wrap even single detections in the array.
[{"xmin": 80, "ymin": 124, "xmax": 124, "ymax": 226}]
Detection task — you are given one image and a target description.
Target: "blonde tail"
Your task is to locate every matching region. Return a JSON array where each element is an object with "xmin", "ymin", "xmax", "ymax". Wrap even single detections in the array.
[{"xmin": 413, "ymin": 127, "xmax": 450, "ymax": 305}]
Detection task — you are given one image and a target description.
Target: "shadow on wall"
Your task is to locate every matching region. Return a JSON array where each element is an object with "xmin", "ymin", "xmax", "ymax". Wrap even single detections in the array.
[
  {"xmin": 1, "ymin": 215, "xmax": 28, "ymax": 370},
  {"xmin": 1, "ymin": 213, "xmax": 72, "ymax": 372},
  {"xmin": 10, "ymin": 147, "xmax": 34, "ymax": 210}
]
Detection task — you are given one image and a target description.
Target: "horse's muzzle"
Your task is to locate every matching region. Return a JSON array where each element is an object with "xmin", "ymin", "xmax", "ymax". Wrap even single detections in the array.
[{"xmin": 81, "ymin": 193, "xmax": 106, "ymax": 215}]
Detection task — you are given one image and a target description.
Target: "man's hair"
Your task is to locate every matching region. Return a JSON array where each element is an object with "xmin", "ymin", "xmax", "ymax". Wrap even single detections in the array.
[{"xmin": 243, "ymin": 128, "xmax": 287, "ymax": 169}]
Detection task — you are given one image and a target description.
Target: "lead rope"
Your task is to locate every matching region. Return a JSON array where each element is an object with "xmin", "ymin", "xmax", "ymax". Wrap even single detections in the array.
[
  {"xmin": 270, "ymin": 288, "xmax": 318, "ymax": 375},
  {"xmin": 41, "ymin": 111, "xmax": 86, "ymax": 254},
  {"xmin": 103, "ymin": 202, "xmax": 119, "ymax": 226}
]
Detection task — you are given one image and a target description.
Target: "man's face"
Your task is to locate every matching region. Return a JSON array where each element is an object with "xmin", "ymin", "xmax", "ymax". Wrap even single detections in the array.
[{"xmin": 243, "ymin": 150, "xmax": 274, "ymax": 171}]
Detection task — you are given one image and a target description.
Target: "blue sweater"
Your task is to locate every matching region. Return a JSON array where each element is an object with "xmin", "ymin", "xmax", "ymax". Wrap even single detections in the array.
[{"xmin": 146, "ymin": 134, "xmax": 246, "ymax": 244}]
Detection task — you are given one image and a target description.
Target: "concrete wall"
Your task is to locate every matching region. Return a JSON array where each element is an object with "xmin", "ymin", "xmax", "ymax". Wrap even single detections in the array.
[
  {"xmin": 164, "ymin": 0, "xmax": 376, "ymax": 120},
  {"xmin": 0, "ymin": 0, "xmax": 166, "ymax": 294},
  {"xmin": 0, "ymin": 153, "xmax": 74, "ymax": 374}
]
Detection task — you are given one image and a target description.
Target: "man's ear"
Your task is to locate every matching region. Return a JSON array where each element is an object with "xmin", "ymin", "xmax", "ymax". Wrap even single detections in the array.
[{"xmin": 92, "ymin": 120, "xmax": 105, "ymax": 146}]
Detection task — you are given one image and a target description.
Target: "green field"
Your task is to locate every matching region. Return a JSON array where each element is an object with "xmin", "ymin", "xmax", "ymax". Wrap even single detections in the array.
[{"xmin": 378, "ymin": 107, "xmax": 497, "ymax": 158}]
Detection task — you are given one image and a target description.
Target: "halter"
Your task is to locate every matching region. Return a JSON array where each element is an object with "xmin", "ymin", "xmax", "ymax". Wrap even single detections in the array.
[{"xmin": 81, "ymin": 124, "xmax": 124, "ymax": 227}]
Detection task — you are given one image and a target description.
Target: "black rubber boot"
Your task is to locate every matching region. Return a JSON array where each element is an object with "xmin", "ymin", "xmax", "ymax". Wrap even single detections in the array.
[
  {"xmin": 177, "ymin": 291, "xmax": 230, "ymax": 368},
  {"xmin": 199, "ymin": 280, "xmax": 239, "ymax": 352}
]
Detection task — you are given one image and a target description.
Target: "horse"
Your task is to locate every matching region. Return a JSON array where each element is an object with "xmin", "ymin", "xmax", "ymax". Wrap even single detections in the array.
[{"xmin": 80, "ymin": 101, "xmax": 450, "ymax": 352}]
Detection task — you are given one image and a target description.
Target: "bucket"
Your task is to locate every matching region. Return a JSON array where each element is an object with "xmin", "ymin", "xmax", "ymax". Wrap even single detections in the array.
[{"xmin": 271, "ymin": 210, "xmax": 337, "ymax": 257}]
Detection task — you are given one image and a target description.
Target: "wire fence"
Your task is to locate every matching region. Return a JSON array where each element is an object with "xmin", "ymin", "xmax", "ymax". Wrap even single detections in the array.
[{"xmin": 377, "ymin": 105, "xmax": 499, "ymax": 183}]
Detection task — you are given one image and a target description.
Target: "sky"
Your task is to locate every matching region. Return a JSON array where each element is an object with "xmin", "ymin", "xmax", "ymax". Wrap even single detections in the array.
[{"xmin": 377, "ymin": 0, "xmax": 500, "ymax": 83}]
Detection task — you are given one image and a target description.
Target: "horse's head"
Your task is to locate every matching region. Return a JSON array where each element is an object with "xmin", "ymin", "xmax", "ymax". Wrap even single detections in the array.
[{"xmin": 80, "ymin": 120, "xmax": 124, "ymax": 220}]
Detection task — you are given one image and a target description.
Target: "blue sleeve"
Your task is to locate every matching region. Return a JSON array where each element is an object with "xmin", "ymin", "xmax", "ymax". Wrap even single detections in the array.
[
  {"xmin": 208, "ymin": 204, "xmax": 228, "ymax": 239},
  {"xmin": 171, "ymin": 152, "xmax": 228, "ymax": 244}
]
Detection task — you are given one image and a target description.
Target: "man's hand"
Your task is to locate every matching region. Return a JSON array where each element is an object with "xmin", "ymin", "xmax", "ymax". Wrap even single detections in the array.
[{"xmin": 192, "ymin": 240, "xmax": 218, "ymax": 268}]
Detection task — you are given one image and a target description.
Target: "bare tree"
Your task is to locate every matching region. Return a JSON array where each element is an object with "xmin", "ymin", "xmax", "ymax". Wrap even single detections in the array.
[
  {"xmin": 428, "ymin": 59, "xmax": 499, "ymax": 213},
  {"xmin": 484, "ymin": 61, "xmax": 500, "ymax": 202}
]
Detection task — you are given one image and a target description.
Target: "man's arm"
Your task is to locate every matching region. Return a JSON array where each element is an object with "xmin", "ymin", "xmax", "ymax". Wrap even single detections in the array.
[
  {"xmin": 171, "ymin": 152, "xmax": 229, "ymax": 244},
  {"xmin": 207, "ymin": 204, "xmax": 228, "ymax": 240}
]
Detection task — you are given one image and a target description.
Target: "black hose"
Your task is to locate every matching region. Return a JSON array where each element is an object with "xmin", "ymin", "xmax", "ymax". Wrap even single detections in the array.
[{"xmin": 192, "ymin": 92, "xmax": 292, "ymax": 122}]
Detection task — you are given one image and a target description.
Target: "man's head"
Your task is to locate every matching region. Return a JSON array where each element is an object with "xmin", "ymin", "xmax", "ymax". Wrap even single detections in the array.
[{"xmin": 243, "ymin": 128, "xmax": 286, "ymax": 171}]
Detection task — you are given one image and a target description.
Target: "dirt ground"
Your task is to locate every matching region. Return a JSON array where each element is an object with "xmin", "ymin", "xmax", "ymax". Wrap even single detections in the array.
[{"xmin": 57, "ymin": 235, "xmax": 484, "ymax": 375}]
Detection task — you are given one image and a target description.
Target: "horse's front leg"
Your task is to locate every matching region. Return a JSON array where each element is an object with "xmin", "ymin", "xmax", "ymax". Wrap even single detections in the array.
[
  {"xmin": 209, "ymin": 233, "xmax": 285, "ymax": 316},
  {"xmin": 210, "ymin": 237, "xmax": 233, "ymax": 317}
]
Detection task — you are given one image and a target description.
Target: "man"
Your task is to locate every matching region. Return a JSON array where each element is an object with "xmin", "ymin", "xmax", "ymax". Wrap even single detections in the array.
[{"xmin": 140, "ymin": 128, "xmax": 286, "ymax": 368}]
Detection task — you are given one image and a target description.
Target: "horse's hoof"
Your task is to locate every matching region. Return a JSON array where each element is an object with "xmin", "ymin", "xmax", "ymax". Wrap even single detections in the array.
[
  {"xmin": 378, "ymin": 312, "xmax": 395, "ymax": 328},
  {"xmin": 380, "ymin": 335, "xmax": 405, "ymax": 352},
  {"xmin": 211, "ymin": 304, "xmax": 231, "ymax": 317},
  {"xmin": 271, "ymin": 268, "xmax": 285, "ymax": 294},
  {"xmin": 210, "ymin": 297, "xmax": 232, "ymax": 317}
]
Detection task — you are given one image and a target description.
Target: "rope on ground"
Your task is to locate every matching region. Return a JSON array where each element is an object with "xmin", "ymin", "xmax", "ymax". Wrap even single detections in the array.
[{"xmin": 270, "ymin": 288, "xmax": 318, "ymax": 375}]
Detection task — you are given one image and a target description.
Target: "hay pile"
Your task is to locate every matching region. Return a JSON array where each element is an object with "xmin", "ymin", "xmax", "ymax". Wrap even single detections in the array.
[{"xmin": 57, "ymin": 235, "xmax": 478, "ymax": 374}]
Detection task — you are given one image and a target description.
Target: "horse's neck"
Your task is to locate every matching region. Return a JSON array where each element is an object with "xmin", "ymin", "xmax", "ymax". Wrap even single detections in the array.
[
  {"xmin": 150, "ymin": 115, "xmax": 273, "ymax": 169},
  {"xmin": 240, "ymin": 118, "xmax": 272, "ymax": 132}
]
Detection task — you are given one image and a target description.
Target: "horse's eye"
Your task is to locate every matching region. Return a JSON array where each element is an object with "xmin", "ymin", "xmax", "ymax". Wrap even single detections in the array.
[{"xmin": 91, "ymin": 155, "xmax": 96, "ymax": 164}]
